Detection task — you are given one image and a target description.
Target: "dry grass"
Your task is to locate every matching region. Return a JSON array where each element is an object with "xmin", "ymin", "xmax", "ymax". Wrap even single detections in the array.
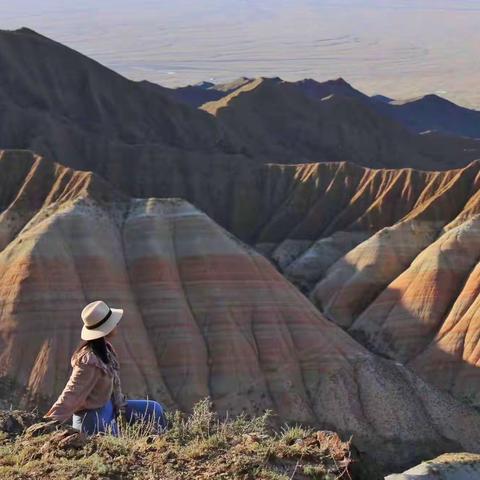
[{"xmin": 0, "ymin": 399, "xmax": 359, "ymax": 480}]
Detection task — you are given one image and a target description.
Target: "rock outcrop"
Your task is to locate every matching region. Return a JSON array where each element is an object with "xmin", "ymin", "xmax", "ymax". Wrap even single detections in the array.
[
  {"xmin": 1, "ymin": 151, "xmax": 480, "ymax": 472},
  {"xmin": 386, "ymin": 453, "xmax": 480, "ymax": 480}
]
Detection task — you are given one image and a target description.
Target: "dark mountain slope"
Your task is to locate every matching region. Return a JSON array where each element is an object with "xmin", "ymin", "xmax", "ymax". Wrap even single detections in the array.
[{"xmin": 0, "ymin": 27, "xmax": 226, "ymax": 149}]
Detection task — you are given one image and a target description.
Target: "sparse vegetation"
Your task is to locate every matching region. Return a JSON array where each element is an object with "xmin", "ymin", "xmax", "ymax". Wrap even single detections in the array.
[{"xmin": 0, "ymin": 398, "xmax": 359, "ymax": 479}]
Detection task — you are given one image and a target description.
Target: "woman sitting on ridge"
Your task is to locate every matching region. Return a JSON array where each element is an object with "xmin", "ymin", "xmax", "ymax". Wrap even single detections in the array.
[{"xmin": 45, "ymin": 300, "xmax": 166, "ymax": 435}]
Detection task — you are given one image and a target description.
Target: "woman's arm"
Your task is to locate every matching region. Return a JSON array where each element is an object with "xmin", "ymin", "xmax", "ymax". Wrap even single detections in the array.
[{"xmin": 44, "ymin": 362, "xmax": 98, "ymax": 422}]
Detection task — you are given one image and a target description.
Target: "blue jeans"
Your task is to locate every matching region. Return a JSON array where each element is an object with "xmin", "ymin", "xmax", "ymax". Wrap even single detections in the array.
[{"xmin": 72, "ymin": 399, "xmax": 167, "ymax": 435}]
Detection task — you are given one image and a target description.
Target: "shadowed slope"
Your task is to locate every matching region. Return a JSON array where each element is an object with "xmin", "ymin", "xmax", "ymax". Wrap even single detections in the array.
[
  {"xmin": 0, "ymin": 28, "xmax": 224, "ymax": 149},
  {"xmin": 0, "ymin": 28, "xmax": 244, "ymax": 175},
  {"xmin": 1, "ymin": 151, "xmax": 480, "ymax": 472},
  {"xmin": 292, "ymin": 77, "xmax": 367, "ymax": 102}
]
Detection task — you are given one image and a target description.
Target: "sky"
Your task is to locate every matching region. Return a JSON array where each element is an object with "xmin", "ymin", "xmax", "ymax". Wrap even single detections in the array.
[{"xmin": 1, "ymin": 0, "xmax": 480, "ymax": 108}]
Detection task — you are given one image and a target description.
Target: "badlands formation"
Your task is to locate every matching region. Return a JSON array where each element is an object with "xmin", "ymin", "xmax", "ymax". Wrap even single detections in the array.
[
  {"xmin": 259, "ymin": 160, "xmax": 480, "ymax": 405},
  {"xmin": 0, "ymin": 27, "xmax": 479, "ymax": 475},
  {"xmin": 0, "ymin": 150, "xmax": 480, "ymax": 473}
]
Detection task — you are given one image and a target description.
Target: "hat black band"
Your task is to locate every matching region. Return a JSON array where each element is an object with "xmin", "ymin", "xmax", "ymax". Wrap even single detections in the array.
[{"xmin": 85, "ymin": 309, "xmax": 112, "ymax": 330}]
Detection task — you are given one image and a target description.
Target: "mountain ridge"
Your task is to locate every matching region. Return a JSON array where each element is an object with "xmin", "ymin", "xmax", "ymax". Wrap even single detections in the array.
[
  {"xmin": 0, "ymin": 27, "xmax": 478, "ymax": 181},
  {"xmin": 182, "ymin": 74, "xmax": 480, "ymax": 139}
]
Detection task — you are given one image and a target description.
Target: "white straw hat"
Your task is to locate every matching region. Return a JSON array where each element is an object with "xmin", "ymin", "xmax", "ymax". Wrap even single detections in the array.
[{"xmin": 81, "ymin": 300, "xmax": 124, "ymax": 340}]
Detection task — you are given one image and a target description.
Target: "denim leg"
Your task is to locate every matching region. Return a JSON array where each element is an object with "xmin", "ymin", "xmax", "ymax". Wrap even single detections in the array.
[
  {"xmin": 124, "ymin": 399, "xmax": 167, "ymax": 431},
  {"xmin": 72, "ymin": 400, "xmax": 117, "ymax": 435}
]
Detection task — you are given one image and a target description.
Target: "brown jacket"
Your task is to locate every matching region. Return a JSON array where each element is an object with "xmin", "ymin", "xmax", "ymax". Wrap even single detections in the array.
[{"xmin": 45, "ymin": 341, "xmax": 127, "ymax": 422}]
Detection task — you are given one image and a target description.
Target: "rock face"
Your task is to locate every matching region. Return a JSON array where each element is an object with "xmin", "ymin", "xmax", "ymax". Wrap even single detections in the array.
[
  {"xmin": 185, "ymin": 155, "xmax": 480, "ymax": 406},
  {"xmin": 1, "ymin": 150, "xmax": 480, "ymax": 472}
]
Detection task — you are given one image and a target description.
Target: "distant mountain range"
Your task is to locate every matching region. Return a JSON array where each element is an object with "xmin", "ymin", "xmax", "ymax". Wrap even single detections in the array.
[
  {"xmin": 0, "ymin": 27, "xmax": 479, "ymax": 184},
  {"xmin": 169, "ymin": 75, "xmax": 480, "ymax": 140}
]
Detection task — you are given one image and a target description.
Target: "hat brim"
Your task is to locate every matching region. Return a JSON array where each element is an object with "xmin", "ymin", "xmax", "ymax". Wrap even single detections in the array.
[{"xmin": 81, "ymin": 308, "xmax": 124, "ymax": 341}]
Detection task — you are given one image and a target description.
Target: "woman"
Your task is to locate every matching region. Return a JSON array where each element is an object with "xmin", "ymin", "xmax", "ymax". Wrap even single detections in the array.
[{"xmin": 45, "ymin": 300, "xmax": 166, "ymax": 435}]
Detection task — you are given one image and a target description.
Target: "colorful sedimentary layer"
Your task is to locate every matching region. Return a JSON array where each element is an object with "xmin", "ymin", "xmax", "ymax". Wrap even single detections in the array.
[
  {"xmin": 1, "ymin": 150, "xmax": 480, "ymax": 472},
  {"xmin": 310, "ymin": 162, "xmax": 480, "ymax": 403}
]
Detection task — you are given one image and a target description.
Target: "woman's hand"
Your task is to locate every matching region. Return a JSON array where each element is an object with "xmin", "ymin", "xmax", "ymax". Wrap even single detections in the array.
[{"xmin": 41, "ymin": 416, "xmax": 63, "ymax": 426}]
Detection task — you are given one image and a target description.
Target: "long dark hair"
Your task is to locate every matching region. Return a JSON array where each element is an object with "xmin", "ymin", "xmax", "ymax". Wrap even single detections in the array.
[{"xmin": 74, "ymin": 337, "xmax": 110, "ymax": 364}]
